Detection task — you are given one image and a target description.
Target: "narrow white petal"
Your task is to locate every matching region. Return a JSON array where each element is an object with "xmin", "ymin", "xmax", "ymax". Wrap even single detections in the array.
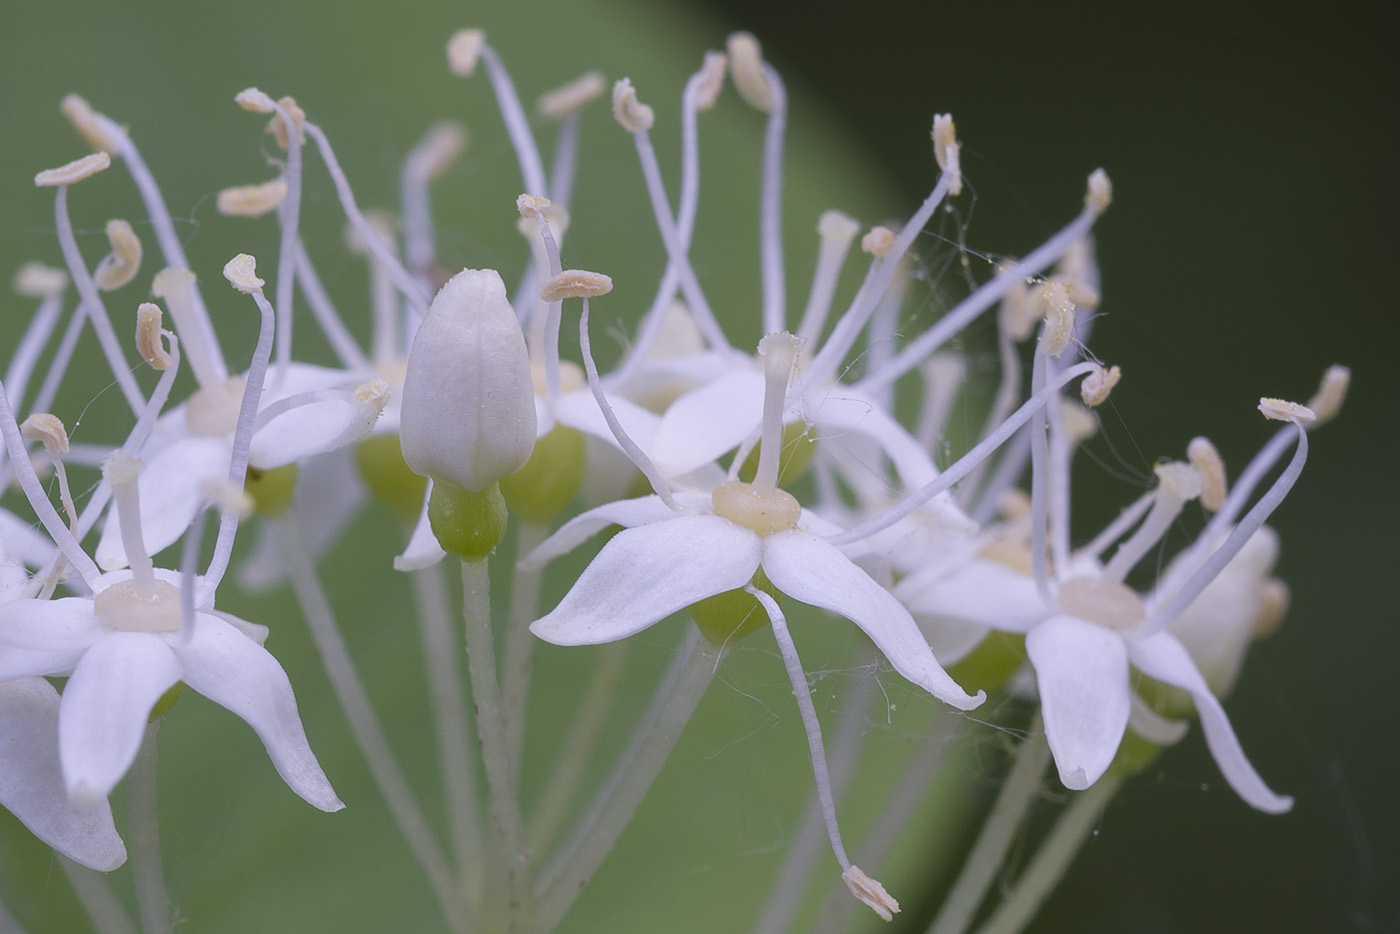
[
  {"xmin": 1127, "ymin": 691, "xmax": 1190, "ymax": 746},
  {"xmin": 394, "ymin": 482, "xmax": 446, "ymax": 572},
  {"xmin": 554, "ymin": 388, "xmax": 661, "ymax": 453},
  {"xmin": 761, "ymin": 530, "xmax": 985, "ymax": 710},
  {"xmin": 894, "ymin": 558, "xmax": 1046, "ymax": 632},
  {"xmin": 60, "ymin": 633, "xmax": 181, "ymax": 806},
  {"xmin": 249, "ymin": 386, "xmax": 382, "ymax": 469},
  {"xmin": 1128, "ymin": 631, "xmax": 1293, "ymax": 813},
  {"xmin": 0, "ymin": 678, "xmax": 126, "ymax": 870},
  {"xmin": 175, "ymin": 615, "xmax": 343, "ymax": 811},
  {"xmin": 650, "ymin": 369, "xmax": 764, "ymax": 475},
  {"xmin": 519, "ymin": 494, "xmax": 686, "ymax": 570},
  {"xmin": 531, "ymin": 516, "xmax": 762, "ymax": 645},
  {"xmin": 1025, "ymin": 615, "xmax": 1130, "ymax": 791},
  {"xmin": 0, "ymin": 598, "xmax": 103, "ymax": 679}
]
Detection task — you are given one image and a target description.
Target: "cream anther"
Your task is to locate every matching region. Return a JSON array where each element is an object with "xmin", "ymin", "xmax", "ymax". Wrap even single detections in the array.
[
  {"xmin": 538, "ymin": 72, "xmax": 606, "ymax": 120},
  {"xmin": 818, "ymin": 210, "xmax": 860, "ymax": 243},
  {"xmin": 1306, "ymin": 365, "xmax": 1350, "ymax": 425},
  {"xmin": 1036, "ymin": 281, "xmax": 1076, "ymax": 357},
  {"xmin": 932, "ymin": 113, "xmax": 962, "ymax": 196},
  {"xmin": 217, "ymin": 178, "xmax": 288, "ymax": 217},
  {"xmin": 135, "ymin": 303, "xmax": 173, "ymax": 370},
  {"xmin": 1086, "ymin": 169, "xmax": 1113, "ymax": 213},
  {"xmin": 94, "ymin": 219, "xmax": 142, "ymax": 290},
  {"xmin": 266, "ymin": 96, "xmax": 305, "ymax": 148},
  {"xmin": 612, "ymin": 78, "xmax": 654, "ymax": 132},
  {"xmin": 711, "ymin": 480, "xmax": 802, "ymax": 535},
  {"xmin": 20, "ymin": 414, "xmax": 69, "ymax": 454},
  {"xmin": 101, "ymin": 449, "xmax": 143, "ymax": 488},
  {"xmin": 93, "ymin": 578, "xmax": 182, "ymax": 633},
  {"xmin": 201, "ymin": 478, "xmax": 255, "ymax": 518},
  {"xmin": 694, "ymin": 51, "xmax": 728, "ymax": 111},
  {"xmin": 223, "ymin": 254, "xmax": 264, "ymax": 294},
  {"xmin": 861, "ymin": 226, "xmax": 895, "ymax": 257},
  {"xmin": 1059, "ymin": 400, "xmax": 1098, "ymax": 444},
  {"xmin": 446, "ymin": 29, "xmax": 485, "ymax": 77},
  {"xmin": 726, "ymin": 32, "xmax": 774, "ymax": 112},
  {"xmin": 516, "ymin": 193, "xmax": 552, "ymax": 219},
  {"xmin": 405, "ymin": 122, "xmax": 467, "ymax": 181},
  {"xmin": 1154, "ymin": 460, "xmax": 1203, "ymax": 502},
  {"xmin": 842, "ymin": 865, "xmax": 900, "ymax": 923},
  {"xmin": 1079, "ymin": 364, "xmax": 1120, "ymax": 406},
  {"xmin": 1255, "ymin": 579, "xmax": 1290, "ymax": 639},
  {"xmin": 35, "ymin": 152, "xmax": 110, "ymax": 187},
  {"xmin": 1187, "ymin": 437, "xmax": 1227, "ymax": 511},
  {"xmin": 14, "ymin": 262, "xmax": 67, "ymax": 297},
  {"xmin": 235, "ymin": 87, "xmax": 277, "ymax": 113},
  {"xmin": 1057, "ymin": 576, "xmax": 1146, "ymax": 630},
  {"xmin": 1259, "ymin": 398, "xmax": 1316, "ymax": 423},
  {"xmin": 60, "ymin": 94, "xmax": 126, "ymax": 151},
  {"xmin": 540, "ymin": 270, "xmax": 613, "ymax": 302}
]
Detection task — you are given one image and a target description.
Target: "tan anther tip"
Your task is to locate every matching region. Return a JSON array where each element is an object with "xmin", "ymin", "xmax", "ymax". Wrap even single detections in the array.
[
  {"xmin": 1086, "ymin": 169, "xmax": 1113, "ymax": 213},
  {"xmin": 1080, "ymin": 364, "xmax": 1121, "ymax": 407},
  {"xmin": 35, "ymin": 151, "xmax": 110, "ymax": 187},
  {"xmin": 842, "ymin": 865, "xmax": 899, "ymax": 922},
  {"xmin": 61, "ymin": 94, "xmax": 126, "ymax": 151},
  {"xmin": 407, "ymin": 122, "xmax": 468, "ymax": 181},
  {"xmin": 612, "ymin": 78, "xmax": 654, "ymax": 132},
  {"xmin": 1306, "ymin": 364, "xmax": 1350, "ymax": 426},
  {"xmin": 726, "ymin": 32, "xmax": 774, "ymax": 112},
  {"xmin": 447, "ymin": 29, "xmax": 485, "ymax": 77},
  {"xmin": 1036, "ymin": 281, "xmax": 1076, "ymax": 357},
  {"xmin": 1258, "ymin": 397, "xmax": 1316, "ymax": 423},
  {"xmin": 14, "ymin": 262, "xmax": 67, "ymax": 297},
  {"xmin": 538, "ymin": 72, "xmax": 606, "ymax": 120},
  {"xmin": 516, "ymin": 193, "xmax": 552, "ymax": 219},
  {"xmin": 223, "ymin": 254, "xmax": 264, "ymax": 294},
  {"xmin": 218, "ymin": 178, "xmax": 288, "ymax": 217},
  {"xmin": 265, "ymin": 96, "xmax": 305, "ymax": 149},
  {"xmin": 94, "ymin": 219, "xmax": 142, "ymax": 291},
  {"xmin": 151, "ymin": 265, "xmax": 196, "ymax": 300},
  {"xmin": 1187, "ymin": 437, "xmax": 1226, "ymax": 511},
  {"xmin": 136, "ymin": 303, "xmax": 173, "ymax": 371},
  {"xmin": 355, "ymin": 378, "xmax": 392, "ymax": 409},
  {"xmin": 931, "ymin": 114, "xmax": 963, "ymax": 196},
  {"xmin": 861, "ymin": 226, "xmax": 896, "ymax": 257},
  {"xmin": 818, "ymin": 210, "xmax": 860, "ymax": 242},
  {"xmin": 694, "ymin": 51, "xmax": 728, "ymax": 112},
  {"xmin": 235, "ymin": 88, "xmax": 277, "ymax": 114},
  {"xmin": 540, "ymin": 270, "xmax": 613, "ymax": 302},
  {"xmin": 20, "ymin": 413, "xmax": 70, "ymax": 453}
]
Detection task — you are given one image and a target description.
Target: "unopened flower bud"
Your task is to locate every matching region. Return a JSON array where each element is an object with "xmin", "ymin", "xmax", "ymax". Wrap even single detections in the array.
[{"xmin": 399, "ymin": 268, "xmax": 535, "ymax": 492}]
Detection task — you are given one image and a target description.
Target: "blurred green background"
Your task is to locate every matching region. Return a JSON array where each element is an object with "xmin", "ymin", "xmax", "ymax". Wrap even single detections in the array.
[{"xmin": 1, "ymin": 1, "xmax": 1394, "ymax": 932}]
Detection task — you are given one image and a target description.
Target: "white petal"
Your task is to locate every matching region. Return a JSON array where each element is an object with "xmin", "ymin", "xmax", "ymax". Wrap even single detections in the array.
[
  {"xmin": 519, "ymin": 494, "xmax": 687, "ymax": 571},
  {"xmin": 0, "ymin": 597, "xmax": 103, "ymax": 679},
  {"xmin": 249, "ymin": 385, "xmax": 383, "ymax": 470},
  {"xmin": 1025, "ymin": 615, "xmax": 1130, "ymax": 791},
  {"xmin": 554, "ymin": 388, "xmax": 661, "ymax": 453},
  {"xmin": 650, "ymin": 369, "xmax": 764, "ymax": 475},
  {"xmin": 239, "ymin": 450, "xmax": 367, "ymax": 590},
  {"xmin": 531, "ymin": 515, "xmax": 762, "ymax": 645},
  {"xmin": 894, "ymin": 558, "xmax": 1046, "ymax": 632},
  {"xmin": 0, "ymin": 678, "xmax": 126, "ymax": 870},
  {"xmin": 60, "ymin": 632, "xmax": 182, "ymax": 806},
  {"xmin": 393, "ymin": 482, "xmax": 446, "ymax": 572},
  {"xmin": 1128, "ymin": 631, "xmax": 1292, "ymax": 813},
  {"xmin": 1127, "ymin": 691, "xmax": 1190, "ymax": 746},
  {"xmin": 175, "ymin": 615, "xmax": 343, "ymax": 811},
  {"xmin": 95, "ymin": 435, "xmax": 230, "ymax": 570},
  {"xmin": 761, "ymin": 530, "xmax": 985, "ymax": 710}
]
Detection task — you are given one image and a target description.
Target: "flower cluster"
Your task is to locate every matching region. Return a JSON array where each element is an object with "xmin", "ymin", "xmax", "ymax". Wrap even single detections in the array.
[{"xmin": 0, "ymin": 26, "xmax": 1344, "ymax": 933}]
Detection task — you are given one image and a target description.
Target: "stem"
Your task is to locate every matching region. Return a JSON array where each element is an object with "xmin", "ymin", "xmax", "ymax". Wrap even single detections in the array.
[
  {"xmin": 411, "ymin": 559, "xmax": 483, "ymax": 904},
  {"xmin": 128, "ymin": 723, "xmax": 171, "ymax": 934},
  {"xmin": 526, "ymin": 641, "xmax": 629, "ymax": 855},
  {"xmin": 533, "ymin": 627, "xmax": 718, "ymax": 931},
  {"xmin": 972, "ymin": 773, "xmax": 1122, "ymax": 934},
  {"xmin": 502, "ymin": 523, "xmax": 548, "ymax": 784},
  {"xmin": 276, "ymin": 518, "xmax": 467, "ymax": 932},
  {"xmin": 459, "ymin": 557, "xmax": 529, "ymax": 932},
  {"xmin": 928, "ymin": 714, "xmax": 1051, "ymax": 934},
  {"xmin": 58, "ymin": 857, "xmax": 134, "ymax": 934}
]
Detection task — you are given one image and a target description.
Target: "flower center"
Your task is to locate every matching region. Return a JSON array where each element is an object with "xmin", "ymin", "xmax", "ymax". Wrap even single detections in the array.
[
  {"xmin": 711, "ymin": 479, "xmax": 801, "ymax": 535},
  {"xmin": 93, "ymin": 578, "xmax": 183, "ymax": 633},
  {"xmin": 185, "ymin": 375, "xmax": 248, "ymax": 436},
  {"xmin": 1056, "ymin": 576, "xmax": 1145, "ymax": 630}
]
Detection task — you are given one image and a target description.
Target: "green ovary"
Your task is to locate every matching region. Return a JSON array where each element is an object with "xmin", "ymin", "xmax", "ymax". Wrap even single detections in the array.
[
  {"xmin": 690, "ymin": 569, "xmax": 782, "ymax": 646},
  {"xmin": 500, "ymin": 425, "xmax": 585, "ymax": 525},
  {"xmin": 244, "ymin": 463, "xmax": 298, "ymax": 516},
  {"xmin": 356, "ymin": 434, "xmax": 428, "ymax": 522}
]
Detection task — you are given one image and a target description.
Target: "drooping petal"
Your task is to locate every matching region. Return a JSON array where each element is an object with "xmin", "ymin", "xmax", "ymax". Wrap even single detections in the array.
[
  {"xmin": 761, "ymin": 530, "xmax": 985, "ymax": 710},
  {"xmin": 1127, "ymin": 691, "xmax": 1190, "ymax": 746},
  {"xmin": 1025, "ymin": 614, "xmax": 1130, "ymax": 790},
  {"xmin": 0, "ymin": 597, "xmax": 104, "ymax": 679},
  {"xmin": 1127, "ymin": 630, "xmax": 1293, "ymax": 813},
  {"xmin": 0, "ymin": 678, "xmax": 127, "ymax": 870},
  {"xmin": 518, "ymin": 493, "xmax": 697, "ymax": 571},
  {"xmin": 249, "ymin": 382, "xmax": 384, "ymax": 470},
  {"xmin": 394, "ymin": 482, "xmax": 446, "ymax": 572},
  {"xmin": 59, "ymin": 632, "xmax": 181, "ymax": 806},
  {"xmin": 650, "ymin": 368, "xmax": 764, "ymax": 476},
  {"xmin": 174, "ymin": 614, "xmax": 343, "ymax": 812},
  {"xmin": 531, "ymin": 515, "xmax": 762, "ymax": 645}
]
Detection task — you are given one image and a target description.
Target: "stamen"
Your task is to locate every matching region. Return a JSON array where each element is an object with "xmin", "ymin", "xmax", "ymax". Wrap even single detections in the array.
[
  {"xmin": 1101, "ymin": 461, "xmax": 1202, "ymax": 584},
  {"xmin": 753, "ymin": 332, "xmax": 802, "ymax": 494},
  {"xmin": 1259, "ymin": 398, "xmax": 1315, "ymax": 423},
  {"xmin": 346, "ymin": 212, "xmax": 401, "ymax": 374},
  {"xmin": 34, "ymin": 152, "xmax": 110, "ymax": 186},
  {"xmin": 692, "ymin": 51, "xmax": 727, "ymax": 112},
  {"xmin": 1188, "ymin": 437, "xmax": 1227, "ymax": 511},
  {"xmin": 135, "ymin": 303, "xmax": 173, "ymax": 370},
  {"xmin": 862, "ymin": 226, "xmax": 895, "ymax": 257},
  {"xmin": 217, "ymin": 178, "xmax": 288, "ymax": 217},
  {"xmin": 14, "ymin": 262, "xmax": 67, "ymax": 298},
  {"xmin": 4, "ymin": 265, "xmax": 67, "ymax": 419},
  {"xmin": 796, "ymin": 211, "xmax": 861, "ymax": 345},
  {"xmin": 223, "ymin": 254, "xmax": 265, "ymax": 293},
  {"xmin": 264, "ymin": 95, "xmax": 307, "ymax": 149},
  {"xmin": 538, "ymin": 72, "xmax": 606, "ymax": 120},
  {"xmin": 931, "ymin": 113, "xmax": 962, "ymax": 196},
  {"xmin": 842, "ymin": 866, "xmax": 901, "ymax": 923},
  {"xmin": 445, "ymin": 29, "xmax": 485, "ymax": 76},
  {"xmin": 153, "ymin": 266, "xmax": 226, "ymax": 393},
  {"xmin": 60, "ymin": 94, "xmax": 126, "ymax": 151},
  {"xmin": 21, "ymin": 414, "xmax": 77, "ymax": 530},
  {"xmin": 1306, "ymin": 365, "xmax": 1350, "ymax": 426},
  {"xmin": 102, "ymin": 450, "xmax": 157, "ymax": 596},
  {"xmin": 93, "ymin": 219, "xmax": 142, "ymax": 291},
  {"xmin": 1035, "ymin": 281, "xmax": 1076, "ymax": 358},
  {"xmin": 540, "ymin": 270, "xmax": 613, "ymax": 302},
  {"xmin": 1079, "ymin": 364, "xmax": 1120, "ymax": 406},
  {"xmin": 402, "ymin": 122, "xmax": 467, "ymax": 285},
  {"xmin": 725, "ymin": 33, "xmax": 774, "ymax": 112},
  {"xmin": 612, "ymin": 78, "xmax": 654, "ymax": 132}
]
